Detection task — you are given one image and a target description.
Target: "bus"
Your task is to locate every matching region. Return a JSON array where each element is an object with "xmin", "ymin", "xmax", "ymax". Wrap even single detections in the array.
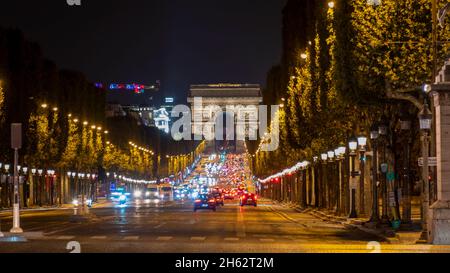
[
  {"xmin": 145, "ymin": 184, "xmax": 159, "ymax": 199},
  {"xmin": 158, "ymin": 183, "xmax": 173, "ymax": 201}
]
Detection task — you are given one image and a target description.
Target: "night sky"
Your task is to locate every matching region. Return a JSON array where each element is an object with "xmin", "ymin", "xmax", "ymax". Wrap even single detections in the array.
[{"xmin": 0, "ymin": 0, "xmax": 286, "ymax": 105}]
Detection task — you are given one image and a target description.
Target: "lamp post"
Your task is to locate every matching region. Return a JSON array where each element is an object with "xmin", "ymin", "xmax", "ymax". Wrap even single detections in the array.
[
  {"xmin": 31, "ymin": 168, "xmax": 36, "ymax": 206},
  {"xmin": 335, "ymin": 146, "xmax": 346, "ymax": 215},
  {"xmin": 313, "ymin": 156, "xmax": 319, "ymax": 208},
  {"xmin": 399, "ymin": 114, "xmax": 413, "ymax": 227},
  {"xmin": 320, "ymin": 153, "xmax": 328, "ymax": 209},
  {"xmin": 368, "ymin": 125, "xmax": 380, "ymax": 224},
  {"xmin": 4, "ymin": 164, "xmax": 10, "ymax": 207},
  {"xmin": 419, "ymin": 102, "xmax": 433, "ymax": 241},
  {"xmin": 348, "ymin": 138, "xmax": 358, "ymax": 218},
  {"xmin": 378, "ymin": 121, "xmax": 390, "ymax": 225},
  {"xmin": 357, "ymin": 135, "xmax": 367, "ymax": 216},
  {"xmin": 327, "ymin": 150, "xmax": 335, "ymax": 211},
  {"xmin": 22, "ymin": 167, "xmax": 28, "ymax": 208},
  {"xmin": 37, "ymin": 169, "xmax": 43, "ymax": 206}
]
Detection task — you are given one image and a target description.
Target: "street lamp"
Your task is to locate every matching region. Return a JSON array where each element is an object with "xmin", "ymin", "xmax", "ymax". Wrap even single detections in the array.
[
  {"xmin": 327, "ymin": 150, "xmax": 336, "ymax": 210},
  {"xmin": 348, "ymin": 138, "xmax": 358, "ymax": 218},
  {"xmin": 357, "ymin": 135, "xmax": 367, "ymax": 216},
  {"xmin": 419, "ymin": 102, "xmax": 433, "ymax": 240},
  {"xmin": 320, "ymin": 153, "xmax": 328, "ymax": 208},
  {"xmin": 368, "ymin": 124, "xmax": 380, "ymax": 225},
  {"xmin": 378, "ymin": 118, "xmax": 390, "ymax": 225},
  {"xmin": 399, "ymin": 113, "xmax": 412, "ymax": 227},
  {"xmin": 334, "ymin": 147, "xmax": 344, "ymax": 215}
]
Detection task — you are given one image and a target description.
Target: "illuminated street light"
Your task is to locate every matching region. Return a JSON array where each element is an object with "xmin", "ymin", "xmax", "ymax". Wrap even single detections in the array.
[
  {"xmin": 328, "ymin": 1, "xmax": 335, "ymax": 8},
  {"xmin": 41, "ymin": 104, "xmax": 48, "ymax": 109},
  {"xmin": 349, "ymin": 138, "xmax": 358, "ymax": 153},
  {"xmin": 357, "ymin": 136, "xmax": 368, "ymax": 150},
  {"xmin": 300, "ymin": 53, "xmax": 307, "ymax": 59},
  {"xmin": 367, "ymin": 0, "xmax": 381, "ymax": 6},
  {"xmin": 348, "ymin": 137, "xmax": 358, "ymax": 218},
  {"xmin": 52, "ymin": 107, "xmax": 58, "ymax": 112}
]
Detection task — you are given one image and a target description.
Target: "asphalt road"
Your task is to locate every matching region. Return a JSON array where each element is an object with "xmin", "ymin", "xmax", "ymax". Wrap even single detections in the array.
[{"xmin": 2, "ymin": 198, "xmax": 449, "ymax": 253}]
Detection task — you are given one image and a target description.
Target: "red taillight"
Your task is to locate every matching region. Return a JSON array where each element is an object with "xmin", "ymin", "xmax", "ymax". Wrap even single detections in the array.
[{"xmin": 195, "ymin": 199, "xmax": 201, "ymax": 203}]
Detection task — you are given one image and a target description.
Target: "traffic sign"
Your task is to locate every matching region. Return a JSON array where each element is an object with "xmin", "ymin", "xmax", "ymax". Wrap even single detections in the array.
[
  {"xmin": 11, "ymin": 123, "xmax": 22, "ymax": 149},
  {"xmin": 418, "ymin": 157, "xmax": 437, "ymax": 167}
]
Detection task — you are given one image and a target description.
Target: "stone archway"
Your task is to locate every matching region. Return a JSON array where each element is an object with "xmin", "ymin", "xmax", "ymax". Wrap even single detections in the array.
[{"xmin": 187, "ymin": 84, "xmax": 263, "ymax": 153}]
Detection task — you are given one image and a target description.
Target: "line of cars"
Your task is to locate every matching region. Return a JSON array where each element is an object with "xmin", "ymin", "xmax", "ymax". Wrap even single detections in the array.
[
  {"xmin": 193, "ymin": 187, "xmax": 258, "ymax": 211},
  {"xmin": 193, "ymin": 188, "xmax": 224, "ymax": 212}
]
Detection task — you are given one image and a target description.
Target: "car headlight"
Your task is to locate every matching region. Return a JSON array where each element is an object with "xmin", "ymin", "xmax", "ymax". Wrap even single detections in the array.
[
  {"xmin": 134, "ymin": 191, "xmax": 142, "ymax": 198},
  {"xmin": 72, "ymin": 199, "xmax": 79, "ymax": 206},
  {"xmin": 145, "ymin": 192, "xmax": 150, "ymax": 196}
]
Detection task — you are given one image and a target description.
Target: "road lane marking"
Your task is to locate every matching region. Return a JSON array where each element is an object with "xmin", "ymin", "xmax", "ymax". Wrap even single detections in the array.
[
  {"xmin": 190, "ymin": 237, "xmax": 206, "ymax": 241},
  {"xmin": 156, "ymin": 236, "xmax": 173, "ymax": 241},
  {"xmin": 153, "ymin": 223, "xmax": 166, "ymax": 229},
  {"xmin": 90, "ymin": 236, "xmax": 107, "ymax": 240},
  {"xmin": 259, "ymin": 238, "xmax": 275, "ymax": 242},
  {"xmin": 224, "ymin": 237, "xmax": 239, "ymax": 241},
  {"xmin": 123, "ymin": 236, "xmax": 139, "ymax": 241},
  {"xmin": 252, "ymin": 234, "xmax": 268, "ymax": 238},
  {"xmin": 236, "ymin": 205, "xmax": 246, "ymax": 238},
  {"xmin": 56, "ymin": 236, "xmax": 75, "ymax": 240}
]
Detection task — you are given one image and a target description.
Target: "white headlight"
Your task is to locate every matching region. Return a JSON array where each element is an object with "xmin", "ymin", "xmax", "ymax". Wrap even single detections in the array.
[{"xmin": 134, "ymin": 191, "xmax": 142, "ymax": 198}]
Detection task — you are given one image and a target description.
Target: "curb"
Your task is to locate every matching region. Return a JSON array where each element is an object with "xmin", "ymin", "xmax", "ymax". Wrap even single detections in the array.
[{"xmin": 287, "ymin": 204, "xmax": 396, "ymax": 243}]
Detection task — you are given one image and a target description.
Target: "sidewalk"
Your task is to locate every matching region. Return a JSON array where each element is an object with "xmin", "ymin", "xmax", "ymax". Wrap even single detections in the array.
[
  {"xmin": 277, "ymin": 200, "xmax": 424, "ymax": 245},
  {"xmin": 0, "ymin": 198, "xmax": 113, "ymax": 215}
]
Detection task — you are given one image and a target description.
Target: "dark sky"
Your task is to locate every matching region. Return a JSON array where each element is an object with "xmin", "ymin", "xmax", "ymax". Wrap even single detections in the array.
[{"xmin": 0, "ymin": 0, "xmax": 286, "ymax": 104}]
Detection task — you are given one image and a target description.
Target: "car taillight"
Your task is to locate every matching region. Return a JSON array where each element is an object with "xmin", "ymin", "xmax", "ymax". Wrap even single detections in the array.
[
  {"xmin": 208, "ymin": 199, "xmax": 215, "ymax": 202},
  {"xmin": 195, "ymin": 200, "xmax": 201, "ymax": 203}
]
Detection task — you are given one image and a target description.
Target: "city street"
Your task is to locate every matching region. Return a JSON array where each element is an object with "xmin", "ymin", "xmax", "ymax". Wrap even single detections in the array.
[
  {"xmin": 1, "ymin": 0, "xmax": 450, "ymax": 256},
  {"xmin": 1, "ymin": 198, "xmax": 449, "ymax": 253}
]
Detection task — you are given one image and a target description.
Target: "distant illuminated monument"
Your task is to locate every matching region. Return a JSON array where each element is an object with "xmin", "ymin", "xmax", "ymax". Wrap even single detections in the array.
[{"xmin": 187, "ymin": 83, "xmax": 263, "ymax": 153}]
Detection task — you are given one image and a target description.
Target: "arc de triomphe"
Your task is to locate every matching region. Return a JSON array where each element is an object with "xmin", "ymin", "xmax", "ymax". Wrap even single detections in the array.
[{"xmin": 187, "ymin": 84, "xmax": 263, "ymax": 153}]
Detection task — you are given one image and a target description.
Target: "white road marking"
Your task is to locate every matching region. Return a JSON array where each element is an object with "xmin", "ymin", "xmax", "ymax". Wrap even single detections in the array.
[
  {"xmin": 190, "ymin": 237, "xmax": 206, "ymax": 241},
  {"xmin": 56, "ymin": 236, "xmax": 75, "ymax": 240},
  {"xmin": 153, "ymin": 223, "xmax": 166, "ymax": 229},
  {"xmin": 123, "ymin": 236, "xmax": 139, "ymax": 241},
  {"xmin": 90, "ymin": 236, "xmax": 107, "ymax": 240},
  {"xmin": 236, "ymin": 206, "xmax": 246, "ymax": 237},
  {"xmin": 224, "ymin": 237, "xmax": 240, "ymax": 241},
  {"xmin": 156, "ymin": 236, "xmax": 173, "ymax": 241},
  {"xmin": 259, "ymin": 238, "xmax": 275, "ymax": 242}
]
